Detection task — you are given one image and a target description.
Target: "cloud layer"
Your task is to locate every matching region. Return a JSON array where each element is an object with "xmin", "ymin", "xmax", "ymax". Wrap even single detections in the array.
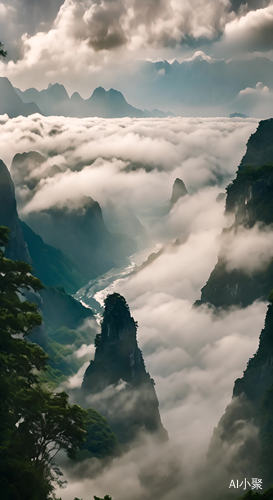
[
  {"xmin": 59, "ymin": 182, "xmax": 267, "ymax": 499},
  {"xmin": 1, "ymin": 114, "xmax": 257, "ymax": 217},
  {"xmin": 3, "ymin": 113, "xmax": 270, "ymax": 498}
]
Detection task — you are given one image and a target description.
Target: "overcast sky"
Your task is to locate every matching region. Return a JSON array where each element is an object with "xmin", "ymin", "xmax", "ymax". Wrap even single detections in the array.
[{"xmin": 0, "ymin": 0, "xmax": 273, "ymax": 101}]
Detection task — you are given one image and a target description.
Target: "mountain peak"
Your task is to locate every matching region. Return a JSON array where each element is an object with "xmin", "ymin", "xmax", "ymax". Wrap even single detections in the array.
[
  {"xmin": 82, "ymin": 293, "xmax": 167, "ymax": 443},
  {"xmin": 47, "ymin": 82, "xmax": 69, "ymax": 100},
  {"xmin": 90, "ymin": 86, "xmax": 107, "ymax": 99},
  {"xmin": 71, "ymin": 91, "xmax": 82, "ymax": 102},
  {"xmin": 0, "ymin": 76, "xmax": 14, "ymax": 89}
]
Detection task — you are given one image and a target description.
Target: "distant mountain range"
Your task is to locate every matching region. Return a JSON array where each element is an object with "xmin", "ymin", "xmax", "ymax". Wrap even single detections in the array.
[
  {"xmin": 109, "ymin": 55, "xmax": 273, "ymax": 116},
  {"xmin": 16, "ymin": 82, "xmax": 170, "ymax": 118},
  {"xmin": 0, "ymin": 77, "xmax": 170, "ymax": 118}
]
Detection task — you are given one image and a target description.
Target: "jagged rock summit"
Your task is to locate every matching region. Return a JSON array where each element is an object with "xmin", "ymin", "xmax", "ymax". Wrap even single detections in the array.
[
  {"xmin": 197, "ymin": 118, "xmax": 273, "ymax": 309},
  {"xmin": 170, "ymin": 177, "xmax": 188, "ymax": 206},
  {"xmin": 16, "ymin": 82, "xmax": 169, "ymax": 118},
  {"xmin": 82, "ymin": 293, "xmax": 167, "ymax": 444}
]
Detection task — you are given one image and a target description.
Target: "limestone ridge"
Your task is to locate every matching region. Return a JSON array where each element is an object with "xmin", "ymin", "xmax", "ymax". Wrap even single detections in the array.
[
  {"xmin": 170, "ymin": 178, "xmax": 188, "ymax": 206},
  {"xmin": 209, "ymin": 295, "xmax": 273, "ymax": 484},
  {"xmin": 16, "ymin": 83, "xmax": 170, "ymax": 118},
  {"xmin": 82, "ymin": 293, "xmax": 168, "ymax": 443},
  {"xmin": 197, "ymin": 118, "xmax": 273, "ymax": 308}
]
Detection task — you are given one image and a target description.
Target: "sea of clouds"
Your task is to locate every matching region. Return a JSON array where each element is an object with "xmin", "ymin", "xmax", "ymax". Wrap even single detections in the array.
[{"xmin": 1, "ymin": 113, "xmax": 270, "ymax": 499}]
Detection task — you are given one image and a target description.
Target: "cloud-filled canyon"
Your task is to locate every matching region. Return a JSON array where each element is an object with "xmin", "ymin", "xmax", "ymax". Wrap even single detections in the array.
[{"xmin": 1, "ymin": 112, "xmax": 272, "ymax": 498}]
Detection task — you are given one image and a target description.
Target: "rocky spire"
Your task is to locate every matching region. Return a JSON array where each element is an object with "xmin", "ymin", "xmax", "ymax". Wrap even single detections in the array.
[
  {"xmin": 82, "ymin": 293, "xmax": 167, "ymax": 443},
  {"xmin": 170, "ymin": 177, "xmax": 188, "ymax": 206}
]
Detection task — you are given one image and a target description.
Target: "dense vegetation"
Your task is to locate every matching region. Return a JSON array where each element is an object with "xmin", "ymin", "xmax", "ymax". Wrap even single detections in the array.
[
  {"xmin": 76, "ymin": 409, "xmax": 118, "ymax": 460},
  {"xmin": 0, "ymin": 226, "xmax": 115, "ymax": 499}
]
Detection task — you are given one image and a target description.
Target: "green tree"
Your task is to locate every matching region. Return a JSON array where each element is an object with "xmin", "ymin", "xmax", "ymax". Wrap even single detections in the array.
[
  {"xmin": 0, "ymin": 226, "xmax": 87, "ymax": 499},
  {"xmin": 77, "ymin": 408, "xmax": 117, "ymax": 460}
]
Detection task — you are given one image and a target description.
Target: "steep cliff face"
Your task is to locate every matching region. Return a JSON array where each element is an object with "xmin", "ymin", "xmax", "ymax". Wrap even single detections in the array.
[
  {"xmin": 209, "ymin": 297, "xmax": 273, "ymax": 484},
  {"xmin": 0, "ymin": 158, "xmax": 81, "ymax": 292},
  {"xmin": 198, "ymin": 119, "xmax": 273, "ymax": 308},
  {"xmin": 82, "ymin": 293, "xmax": 167, "ymax": 444},
  {"xmin": 0, "ymin": 160, "xmax": 30, "ymax": 263},
  {"xmin": 0, "ymin": 158, "xmax": 95, "ymax": 384},
  {"xmin": 21, "ymin": 221, "xmax": 82, "ymax": 293},
  {"xmin": 239, "ymin": 118, "xmax": 273, "ymax": 168},
  {"xmin": 11, "ymin": 151, "xmax": 135, "ymax": 282},
  {"xmin": 26, "ymin": 197, "xmax": 134, "ymax": 281}
]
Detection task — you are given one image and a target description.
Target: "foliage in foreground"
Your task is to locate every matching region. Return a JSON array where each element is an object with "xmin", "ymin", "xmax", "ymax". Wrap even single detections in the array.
[{"xmin": 0, "ymin": 226, "xmax": 88, "ymax": 499}]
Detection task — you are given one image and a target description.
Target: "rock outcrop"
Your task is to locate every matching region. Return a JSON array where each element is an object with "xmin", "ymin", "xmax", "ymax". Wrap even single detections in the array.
[
  {"xmin": 197, "ymin": 119, "xmax": 273, "ymax": 309},
  {"xmin": 82, "ymin": 293, "xmax": 167, "ymax": 444},
  {"xmin": 170, "ymin": 177, "xmax": 188, "ymax": 206}
]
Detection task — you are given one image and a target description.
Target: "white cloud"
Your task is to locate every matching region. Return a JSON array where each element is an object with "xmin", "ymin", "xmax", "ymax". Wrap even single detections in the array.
[
  {"xmin": 0, "ymin": 0, "xmax": 235, "ymax": 91},
  {"xmin": 239, "ymin": 81, "xmax": 270, "ymax": 96},
  {"xmin": 3, "ymin": 112, "xmax": 268, "ymax": 498},
  {"xmin": 1, "ymin": 115, "xmax": 257, "ymax": 217},
  {"xmin": 223, "ymin": 3, "xmax": 273, "ymax": 51},
  {"xmin": 222, "ymin": 224, "xmax": 273, "ymax": 273},
  {"xmin": 65, "ymin": 361, "xmax": 90, "ymax": 389},
  {"xmin": 234, "ymin": 81, "xmax": 273, "ymax": 117}
]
